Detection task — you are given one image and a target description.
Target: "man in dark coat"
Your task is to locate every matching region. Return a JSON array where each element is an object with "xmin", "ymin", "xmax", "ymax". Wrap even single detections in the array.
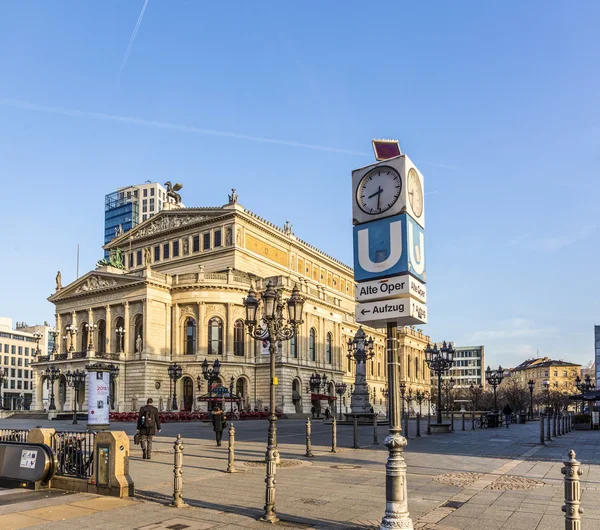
[
  {"xmin": 137, "ymin": 398, "xmax": 161, "ymax": 460},
  {"xmin": 212, "ymin": 405, "xmax": 226, "ymax": 446}
]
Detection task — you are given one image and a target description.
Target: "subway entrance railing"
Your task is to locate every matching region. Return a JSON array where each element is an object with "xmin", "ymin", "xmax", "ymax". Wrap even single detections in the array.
[{"xmin": 50, "ymin": 430, "xmax": 96, "ymax": 479}]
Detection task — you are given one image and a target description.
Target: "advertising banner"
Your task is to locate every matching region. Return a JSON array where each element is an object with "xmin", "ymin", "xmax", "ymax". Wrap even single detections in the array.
[{"xmin": 88, "ymin": 370, "xmax": 110, "ymax": 425}]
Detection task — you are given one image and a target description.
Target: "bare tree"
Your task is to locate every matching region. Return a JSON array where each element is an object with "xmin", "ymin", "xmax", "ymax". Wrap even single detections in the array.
[{"xmin": 498, "ymin": 378, "xmax": 530, "ymax": 413}]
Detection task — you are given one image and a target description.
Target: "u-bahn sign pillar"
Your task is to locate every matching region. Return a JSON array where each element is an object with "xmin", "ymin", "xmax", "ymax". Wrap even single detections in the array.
[{"xmin": 352, "ymin": 139, "xmax": 427, "ymax": 530}]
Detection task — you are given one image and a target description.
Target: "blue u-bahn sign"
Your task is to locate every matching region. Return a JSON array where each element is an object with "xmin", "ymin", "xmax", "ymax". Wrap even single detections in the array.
[{"xmin": 353, "ymin": 213, "xmax": 426, "ymax": 283}]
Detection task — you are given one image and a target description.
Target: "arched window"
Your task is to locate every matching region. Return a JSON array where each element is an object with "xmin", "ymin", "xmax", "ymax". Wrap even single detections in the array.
[
  {"xmin": 378, "ymin": 362, "xmax": 381, "ymax": 377},
  {"xmin": 415, "ymin": 357, "xmax": 419, "ymax": 380},
  {"xmin": 347, "ymin": 356, "xmax": 351, "ymax": 373},
  {"xmin": 233, "ymin": 320, "xmax": 244, "ymax": 356},
  {"xmin": 97, "ymin": 320, "xmax": 106, "ymax": 354},
  {"xmin": 184, "ymin": 318, "xmax": 196, "ymax": 355},
  {"xmin": 325, "ymin": 332, "xmax": 332, "ymax": 364},
  {"xmin": 408, "ymin": 355, "xmax": 412, "ymax": 378},
  {"xmin": 309, "ymin": 328, "xmax": 316, "ymax": 361},
  {"xmin": 115, "ymin": 317, "xmax": 125, "ymax": 353},
  {"xmin": 290, "ymin": 334, "xmax": 297, "ymax": 358},
  {"xmin": 371, "ymin": 360, "xmax": 374, "ymax": 376},
  {"xmin": 208, "ymin": 317, "xmax": 223, "ymax": 355},
  {"xmin": 80, "ymin": 323, "xmax": 88, "ymax": 352}
]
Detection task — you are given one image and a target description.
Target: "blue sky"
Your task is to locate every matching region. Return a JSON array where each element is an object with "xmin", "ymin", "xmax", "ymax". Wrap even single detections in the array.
[{"xmin": 1, "ymin": 2, "xmax": 599, "ymax": 369}]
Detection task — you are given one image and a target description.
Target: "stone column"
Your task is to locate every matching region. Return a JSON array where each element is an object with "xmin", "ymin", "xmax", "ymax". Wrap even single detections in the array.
[
  {"xmin": 225, "ymin": 303, "xmax": 234, "ymax": 361},
  {"xmin": 56, "ymin": 314, "xmax": 62, "ymax": 354},
  {"xmin": 198, "ymin": 302, "xmax": 206, "ymax": 355},
  {"xmin": 105, "ymin": 305, "xmax": 112, "ymax": 353},
  {"xmin": 87, "ymin": 308, "xmax": 95, "ymax": 357},
  {"xmin": 123, "ymin": 302, "xmax": 130, "ymax": 356},
  {"xmin": 143, "ymin": 298, "xmax": 149, "ymax": 356},
  {"xmin": 70, "ymin": 311, "xmax": 78, "ymax": 357}
]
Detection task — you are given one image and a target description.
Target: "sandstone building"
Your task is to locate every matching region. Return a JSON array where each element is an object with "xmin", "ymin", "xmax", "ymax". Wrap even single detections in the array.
[{"xmin": 33, "ymin": 192, "xmax": 431, "ymax": 415}]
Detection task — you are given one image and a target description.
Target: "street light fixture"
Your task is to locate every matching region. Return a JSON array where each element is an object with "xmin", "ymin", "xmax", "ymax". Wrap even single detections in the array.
[
  {"xmin": 334, "ymin": 381, "xmax": 347, "ymax": 420},
  {"xmin": 168, "ymin": 363, "xmax": 183, "ymax": 411},
  {"xmin": 116, "ymin": 326, "xmax": 126, "ymax": 354},
  {"xmin": 527, "ymin": 379, "xmax": 535, "ymax": 420},
  {"xmin": 43, "ymin": 366, "xmax": 61, "ymax": 411},
  {"xmin": 243, "ymin": 281, "xmax": 304, "ymax": 524},
  {"xmin": 415, "ymin": 389, "xmax": 427, "ymax": 418},
  {"xmin": 346, "ymin": 327, "xmax": 375, "ymax": 415},
  {"xmin": 48, "ymin": 328, "xmax": 59, "ymax": 355},
  {"xmin": 200, "ymin": 358, "xmax": 221, "ymax": 412},
  {"xmin": 485, "ymin": 365, "xmax": 504, "ymax": 412},
  {"xmin": 424, "ymin": 341, "xmax": 455, "ymax": 424},
  {"xmin": 65, "ymin": 324, "xmax": 77, "ymax": 352},
  {"xmin": 229, "ymin": 376, "xmax": 235, "ymax": 419},
  {"xmin": 84, "ymin": 321, "xmax": 98, "ymax": 350},
  {"xmin": 399, "ymin": 381, "xmax": 407, "ymax": 419},
  {"xmin": 575, "ymin": 374, "xmax": 595, "ymax": 413},
  {"xmin": 32, "ymin": 330, "xmax": 43, "ymax": 356},
  {"xmin": 65, "ymin": 369, "xmax": 87, "ymax": 424}
]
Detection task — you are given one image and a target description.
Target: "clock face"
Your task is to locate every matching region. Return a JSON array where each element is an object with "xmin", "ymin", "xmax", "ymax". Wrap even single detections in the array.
[
  {"xmin": 407, "ymin": 168, "xmax": 423, "ymax": 218},
  {"xmin": 357, "ymin": 166, "xmax": 402, "ymax": 215}
]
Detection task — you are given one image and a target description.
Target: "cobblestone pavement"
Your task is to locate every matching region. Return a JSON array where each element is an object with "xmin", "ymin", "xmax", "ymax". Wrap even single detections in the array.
[{"xmin": 0, "ymin": 417, "xmax": 599, "ymax": 529}]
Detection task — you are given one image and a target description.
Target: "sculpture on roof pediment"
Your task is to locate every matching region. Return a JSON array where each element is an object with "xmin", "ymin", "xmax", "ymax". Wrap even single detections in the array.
[
  {"xmin": 75, "ymin": 276, "xmax": 118, "ymax": 294},
  {"xmin": 164, "ymin": 181, "xmax": 183, "ymax": 204},
  {"xmin": 96, "ymin": 248, "xmax": 125, "ymax": 270},
  {"xmin": 133, "ymin": 214, "xmax": 202, "ymax": 240}
]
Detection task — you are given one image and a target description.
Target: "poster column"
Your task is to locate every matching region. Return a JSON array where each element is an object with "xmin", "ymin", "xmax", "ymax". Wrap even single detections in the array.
[{"xmin": 87, "ymin": 365, "xmax": 110, "ymax": 430}]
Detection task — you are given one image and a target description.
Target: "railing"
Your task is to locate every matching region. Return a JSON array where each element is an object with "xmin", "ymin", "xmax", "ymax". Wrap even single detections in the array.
[
  {"xmin": 0, "ymin": 429, "xmax": 29, "ymax": 442},
  {"xmin": 72, "ymin": 351, "xmax": 88, "ymax": 359},
  {"xmin": 96, "ymin": 352, "xmax": 120, "ymax": 360},
  {"xmin": 51, "ymin": 431, "xmax": 96, "ymax": 479},
  {"xmin": 54, "ymin": 353, "xmax": 68, "ymax": 361},
  {"xmin": 35, "ymin": 355, "xmax": 50, "ymax": 362}
]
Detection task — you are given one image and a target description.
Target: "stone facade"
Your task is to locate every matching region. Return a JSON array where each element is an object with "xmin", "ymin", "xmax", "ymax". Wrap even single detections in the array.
[{"xmin": 33, "ymin": 197, "xmax": 431, "ymax": 415}]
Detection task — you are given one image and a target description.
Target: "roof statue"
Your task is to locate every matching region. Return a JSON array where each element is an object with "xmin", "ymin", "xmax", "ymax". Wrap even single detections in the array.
[
  {"xmin": 228, "ymin": 188, "xmax": 238, "ymax": 204},
  {"xmin": 283, "ymin": 221, "xmax": 293, "ymax": 235},
  {"xmin": 164, "ymin": 181, "xmax": 183, "ymax": 204},
  {"xmin": 96, "ymin": 248, "xmax": 125, "ymax": 270}
]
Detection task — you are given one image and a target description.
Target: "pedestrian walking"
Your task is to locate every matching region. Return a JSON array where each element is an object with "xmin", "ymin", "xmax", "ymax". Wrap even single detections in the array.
[
  {"xmin": 137, "ymin": 398, "xmax": 161, "ymax": 460},
  {"xmin": 311, "ymin": 405, "xmax": 316, "ymax": 419},
  {"xmin": 212, "ymin": 405, "xmax": 226, "ymax": 446},
  {"xmin": 325, "ymin": 407, "xmax": 330, "ymax": 420}
]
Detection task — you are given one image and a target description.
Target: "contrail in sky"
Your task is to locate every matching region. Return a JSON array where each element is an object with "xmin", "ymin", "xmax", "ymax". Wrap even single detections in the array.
[
  {"xmin": 118, "ymin": 0, "xmax": 149, "ymax": 80},
  {"xmin": 0, "ymin": 98, "xmax": 369, "ymax": 156}
]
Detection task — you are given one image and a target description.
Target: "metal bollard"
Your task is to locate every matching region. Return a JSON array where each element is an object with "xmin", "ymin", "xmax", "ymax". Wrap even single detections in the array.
[
  {"xmin": 563, "ymin": 414, "xmax": 566, "ymax": 435},
  {"xmin": 226, "ymin": 423, "xmax": 236, "ymax": 473},
  {"xmin": 553, "ymin": 413, "xmax": 558, "ymax": 438},
  {"xmin": 426, "ymin": 411, "xmax": 431, "ymax": 435},
  {"xmin": 546, "ymin": 413, "xmax": 552, "ymax": 442},
  {"xmin": 569, "ymin": 412, "xmax": 573, "ymax": 432},
  {"xmin": 416, "ymin": 413, "xmax": 421, "ymax": 437},
  {"xmin": 557, "ymin": 413, "xmax": 562, "ymax": 437},
  {"xmin": 404, "ymin": 411, "xmax": 409, "ymax": 439},
  {"xmin": 471, "ymin": 410, "xmax": 475, "ymax": 430},
  {"xmin": 332, "ymin": 417, "xmax": 338, "ymax": 452},
  {"xmin": 305, "ymin": 418, "xmax": 314, "ymax": 457},
  {"xmin": 170, "ymin": 434, "xmax": 187, "ymax": 508},
  {"xmin": 540, "ymin": 415, "xmax": 545, "ymax": 445},
  {"xmin": 559, "ymin": 413, "xmax": 563, "ymax": 436},
  {"xmin": 562, "ymin": 449, "xmax": 583, "ymax": 530},
  {"xmin": 353, "ymin": 415, "xmax": 359, "ymax": 449},
  {"xmin": 462, "ymin": 412, "xmax": 465, "ymax": 431},
  {"xmin": 506, "ymin": 413, "xmax": 509, "ymax": 428},
  {"xmin": 450, "ymin": 412, "xmax": 454, "ymax": 432},
  {"xmin": 373, "ymin": 415, "xmax": 379, "ymax": 445}
]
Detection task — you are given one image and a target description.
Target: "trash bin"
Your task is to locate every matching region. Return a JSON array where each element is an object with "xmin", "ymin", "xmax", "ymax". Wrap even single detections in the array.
[
  {"xmin": 487, "ymin": 412, "xmax": 498, "ymax": 428},
  {"xmin": 517, "ymin": 413, "xmax": 527, "ymax": 424}
]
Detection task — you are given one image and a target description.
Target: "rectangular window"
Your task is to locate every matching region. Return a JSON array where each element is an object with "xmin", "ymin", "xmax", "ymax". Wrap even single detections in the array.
[
  {"xmin": 11, "ymin": 368, "xmax": 15, "ymax": 377},
  {"xmin": 24, "ymin": 381, "xmax": 29, "ymax": 390},
  {"xmin": 173, "ymin": 241, "xmax": 180, "ymax": 257},
  {"xmin": 143, "ymin": 189, "xmax": 148, "ymax": 197},
  {"xmin": 3, "ymin": 345, "xmax": 6, "ymax": 353},
  {"xmin": 11, "ymin": 345, "xmax": 15, "ymax": 354},
  {"xmin": 17, "ymin": 358, "xmax": 22, "ymax": 366},
  {"xmin": 134, "ymin": 190, "xmax": 138, "ymax": 198},
  {"xmin": 25, "ymin": 359, "xmax": 29, "ymax": 367},
  {"xmin": 214, "ymin": 230, "xmax": 222, "ymax": 247},
  {"xmin": 24, "ymin": 370, "xmax": 29, "ymax": 378},
  {"xmin": 136, "ymin": 250, "xmax": 142, "ymax": 266},
  {"xmin": 163, "ymin": 243, "xmax": 170, "ymax": 259},
  {"xmin": 10, "ymin": 380, "xmax": 14, "ymax": 389},
  {"xmin": 18, "ymin": 346, "xmax": 22, "ymax": 355},
  {"xmin": 150, "ymin": 188, "xmax": 155, "ymax": 196},
  {"xmin": 193, "ymin": 235, "xmax": 200, "ymax": 252},
  {"xmin": 3, "ymin": 355, "xmax": 7, "ymax": 364},
  {"xmin": 150, "ymin": 198, "xmax": 155, "ymax": 210},
  {"xmin": 154, "ymin": 245, "xmax": 160, "ymax": 262},
  {"xmin": 24, "ymin": 347, "xmax": 28, "ymax": 355},
  {"xmin": 129, "ymin": 253, "xmax": 134, "ymax": 268},
  {"xmin": 18, "ymin": 369, "xmax": 22, "ymax": 378},
  {"xmin": 17, "ymin": 380, "xmax": 22, "ymax": 389},
  {"xmin": 203, "ymin": 233, "xmax": 211, "ymax": 250}
]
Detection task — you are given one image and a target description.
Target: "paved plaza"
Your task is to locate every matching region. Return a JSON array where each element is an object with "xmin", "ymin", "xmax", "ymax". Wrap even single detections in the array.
[{"xmin": 0, "ymin": 417, "xmax": 599, "ymax": 529}]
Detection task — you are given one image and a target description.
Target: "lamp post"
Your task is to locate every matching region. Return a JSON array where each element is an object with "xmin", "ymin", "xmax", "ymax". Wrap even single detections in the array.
[
  {"xmin": 243, "ymin": 281, "xmax": 304, "ymax": 524},
  {"xmin": 168, "ymin": 363, "xmax": 183, "ymax": 411},
  {"xmin": 469, "ymin": 383, "xmax": 483, "ymax": 411},
  {"xmin": 415, "ymin": 390, "xmax": 427, "ymax": 418},
  {"xmin": 65, "ymin": 324, "xmax": 77, "ymax": 352},
  {"xmin": 229, "ymin": 376, "xmax": 235, "ymax": 419},
  {"xmin": 108, "ymin": 363, "xmax": 120, "ymax": 410},
  {"xmin": 575, "ymin": 374, "xmax": 594, "ymax": 413},
  {"xmin": 381, "ymin": 387, "xmax": 389, "ymax": 418},
  {"xmin": 116, "ymin": 326, "xmax": 126, "ymax": 354},
  {"xmin": 201, "ymin": 358, "xmax": 221, "ymax": 412},
  {"xmin": 65, "ymin": 369, "xmax": 87, "ymax": 424},
  {"xmin": 43, "ymin": 366, "xmax": 61, "ymax": 411},
  {"xmin": 309, "ymin": 372, "xmax": 328, "ymax": 418},
  {"xmin": 346, "ymin": 328, "xmax": 375, "ymax": 415},
  {"xmin": 543, "ymin": 380, "xmax": 551, "ymax": 413},
  {"xmin": 84, "ymin": 321, "xmax": 98, "ymax": 350},
  {"xmin": 335, "ymin": 382, "xmax": 347, "ymax": 420},
  {"xmin": 441, "ymin": 377, "xmax": 455, "ymax": 416},
  {"xmin": 0, "ymin": 368, "xmax": 6, "ymax": 409},
  {"xmin": 527, "ymin": 379, "xmax": 535, "ymax": 420},
  {"xmin": 32, "ymin": 330, "xmax": 43, "ymax": 356},
  {"xmin": 399, "ymin": 381, "xmax": 407, "ymax": 419},
  {"xmin": 425, "ymin": 341, "xmax": 455, "ymax": 424},
  {"xmin": 485, "ymin": 366, "xmax": 504, "ymax": 412},
  {"xmin": 49, "ymin": 328, "xmax": 59, "ymax": 355}
]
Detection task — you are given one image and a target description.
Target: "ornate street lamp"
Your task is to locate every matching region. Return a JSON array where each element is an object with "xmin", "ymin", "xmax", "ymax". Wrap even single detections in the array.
[
  {"xmin": 543, "ymin": 380, "xmax": 551, "ymax": 412},
  {"xmin": 168, "ymin": 363, "xmax": 183, "ymax": 411},
  {"xmin": 116, "ymin": 326, "xmax": 126, "ymax": 354},
  {"xmin": 32, "ymin": 330, "xmax": 43, "ymax": 356},
  {"xmin": 43, "ymin": 366, "xmax": 61, "ymax": 411},
  {"xmin": 485, "ymin": 365, "xmax": 504, "ymax": 412},
  {"xmin": 335, "ymin": 381, "xmax": 347, "ymax": 420},
  {"xmin": 309, "ymin": 372, "xmax": 329, "ymax": 417},
  {"xmin": 84, "ymin": 321, "xmax": 98, "ymax": 350},
  {"xmin": 425, "ymin": 341, "xmax": 455, "ymax": 424},
  {"xmin": 441, "ymin": 377, "xmax": 455, "ymax": 416},
  {"xmin": 243, "ymin": 281, "xmax": 304, "ymax": 524},
  {"xmin": 527, "ymin": 379, "xmax": 535, "ymax": 420},
  {"xmin": 346, "ymin": 327, "xmax": 375, "ymax": 415},
  {"xmin": 108, "ymin": 363, "xmax": 120, "ymax": 410},
  {"xmin": 381, "ymin": 387, "xmax": 389, "ymax": 418},
  {"xmin": 200, "ymin": 358, "xmax": 221, "ymax": 412},
  {"xmin": 49, "ymin": 327, "xmax": 59, "ymax": 355},
  {"xmin": 469, "ymin": 383, "xmax": 483, "ymax": 411},
  {"xmin": 0, "ymin": 368, "xmax": 6, "ymax": 410},
  {"xmin": 415, "ymin": 389, "xmax": 427, "ymax": 417},
  {"xmin": 399, "ymin": 381, "xmax": 407, "ymax": 419},
  {"xmin": 65, "ymin": 369, "xmax": 87, "ymax": 424},
  {"xmin": 229, "ymin": 376, "xmax": 235, "ymax": 419},
  {"xmin": 65, "ymin": 324, "xmax": 77, "ymax": 352},
  {"xmin": 575, "ymin": 374, "xmax": 594, "ymax": 413}
]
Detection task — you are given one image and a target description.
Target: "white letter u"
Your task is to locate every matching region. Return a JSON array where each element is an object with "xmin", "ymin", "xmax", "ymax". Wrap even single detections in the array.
[{"xmin": 357, "ymin": 221, "xmax": 402, "ymax": 273}]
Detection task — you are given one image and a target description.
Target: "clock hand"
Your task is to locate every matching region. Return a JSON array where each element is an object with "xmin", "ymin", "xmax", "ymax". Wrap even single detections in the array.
[{"xmin": 368, "ymin": 187, "xmax": 383, "ymax": 200}]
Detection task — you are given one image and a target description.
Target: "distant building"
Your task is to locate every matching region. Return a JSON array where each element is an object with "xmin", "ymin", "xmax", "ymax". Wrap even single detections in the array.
[
  {"xmin": 595, "ymin": 325, "xmax": 600, "ymax": 386},
  {"xmin": 433, "ymin": 345, "xmax": 484, "ymax": 389},
  {"xmin": 104, "ymin": 182, "xmax": 185, "ymax": 247},
  {"xmin": 510, "ymin": 357, "xmax": 581, "ymax": 396},
  {"xmin": 0, "ymin": 317, "xmax": 51, "ymax": 410}
]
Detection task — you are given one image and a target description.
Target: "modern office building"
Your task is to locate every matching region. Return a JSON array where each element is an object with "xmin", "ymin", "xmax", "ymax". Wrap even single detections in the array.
[
  {"xmin": 104, "ymin": 182, "xmax": 185, "ymax": 247},
  {"xmin": 0, "ymin": 317, "xmax": 51, "ymax": 410},
  {"xmin": 435, "ymin": 345, "xmax": 485, "ymax": 389}
]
